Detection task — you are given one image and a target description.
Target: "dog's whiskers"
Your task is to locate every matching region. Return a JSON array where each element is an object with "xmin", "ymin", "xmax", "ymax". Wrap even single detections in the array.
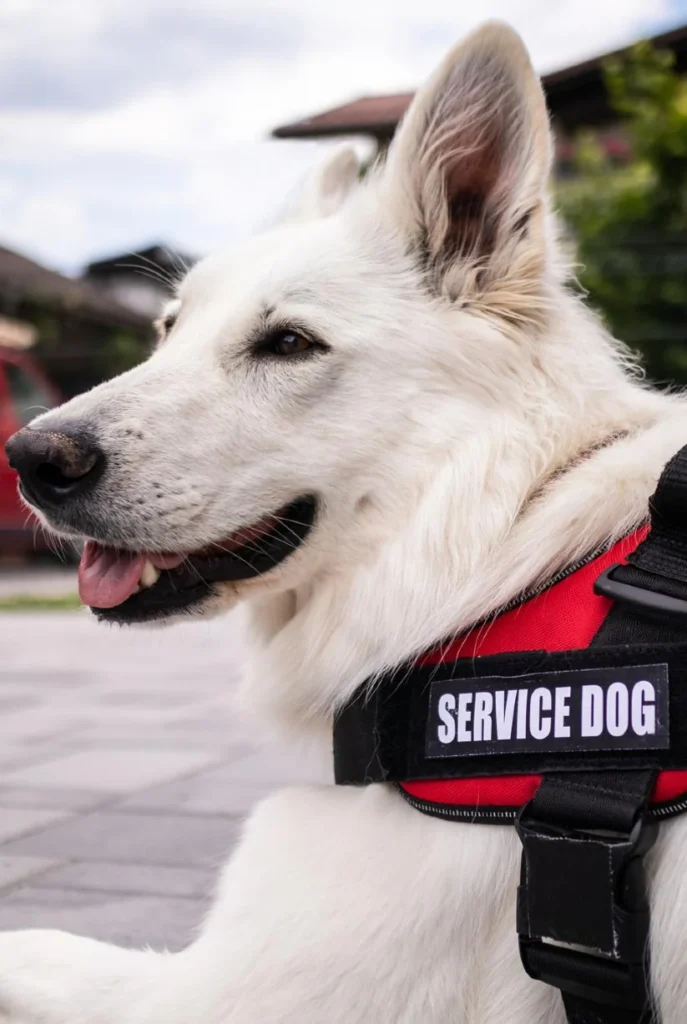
[
  {"xmin": 115, "ymin": 252, "xmax": 183, "ymax": 292},
  {"xmin": 271, "ymin": 518, "xmax": 305, "ymax": 546},
  {"xmin": 117, "ymin": 265, "xmax": 177, "ymax": 291},
  {"xmin": 162, "ymin": 245, "xmax": 192, "ymax": 278}
]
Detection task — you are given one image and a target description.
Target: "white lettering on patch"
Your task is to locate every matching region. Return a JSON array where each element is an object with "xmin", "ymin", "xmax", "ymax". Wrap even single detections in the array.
[{"xmin": 425, "ymin": 664, "xmax": 669, "ymax": 758}]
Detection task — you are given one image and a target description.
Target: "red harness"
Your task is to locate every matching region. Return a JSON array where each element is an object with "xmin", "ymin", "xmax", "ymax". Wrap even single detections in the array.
[{"xmin": 400, "ymin": 526, "xmax": 687, "ymax": 818}]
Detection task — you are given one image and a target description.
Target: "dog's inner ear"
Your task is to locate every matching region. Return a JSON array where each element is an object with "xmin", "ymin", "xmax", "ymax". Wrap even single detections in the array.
[
  {"xmin": 385, "ymin": 23, "xmax": 551, "ymax": 294},
  {"xmin": 439, "ymin": 126, "xmax": 504, "ymax": 261}
]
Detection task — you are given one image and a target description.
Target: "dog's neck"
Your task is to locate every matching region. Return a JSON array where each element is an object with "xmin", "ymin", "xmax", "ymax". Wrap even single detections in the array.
[{"xmin": 239, "ymin": 369, "xmax": 687, "ymax": 735}]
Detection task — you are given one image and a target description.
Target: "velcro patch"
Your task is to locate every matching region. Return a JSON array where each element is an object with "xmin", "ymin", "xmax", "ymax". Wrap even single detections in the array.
[{"xmin": 425, "ymin": 663, "xmax": 669, "ymax": 758}]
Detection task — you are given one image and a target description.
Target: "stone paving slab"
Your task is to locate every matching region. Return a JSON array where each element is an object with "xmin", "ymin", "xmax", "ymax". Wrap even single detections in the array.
[
  {"xmin": 0, "ymin": 886, "xmax": 206, "ymax": 950},
  {"xmin": 122, "ymin": 747, "xmax": 329, "ymax": 816},
  {"xmin": 0, "ymin": 856, "xmax": 59, "ymax": 892},
  {"xmin": 0, "ymin": 747, "xmax": 222, "ymax": 792},
  {"xmin": 3, "ymin": 810, "xmax": 243, "ymax": 867},
  {"xmin": 0, "ymin": 607, "xmax": 330, "ymax": 949},
  {"xmin": 0, "ymin": 786, "xmax": 116, "ymax": 810},
  {"xmin": 120, "ymin": 761, "xmax": 281, "ymax": 816},
  {"xmin": 0, "ymin": 566, "xmax": 77, "ymax": 599},
  {"xmin": 32, "ymin": 861, "xmax": 214, "ymax": 899},
  {"xmin": 0, "ymin": 807, "xmax": 73, "ymax": 844}
]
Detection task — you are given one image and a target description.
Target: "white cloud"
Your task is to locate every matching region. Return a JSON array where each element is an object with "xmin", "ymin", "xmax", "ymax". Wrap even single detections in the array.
[{"xmin": 0, "ymin": 0, "xmax": 680, "ymax": 272}]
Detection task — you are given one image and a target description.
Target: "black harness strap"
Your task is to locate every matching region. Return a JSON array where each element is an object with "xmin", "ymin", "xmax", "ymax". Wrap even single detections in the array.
[
  {"xmin": 563, "ymin": 996, "xmax": 652, "ymax": 1024},
  {"xmin": 333, "ymin": 444, "xmax": 687, "ymax": 1024},
  {"xmin": 334, "ymin": 644, "xmax": 686, "ymax": 785},
  {"xmin": 517, "ymin": 767, "xmax": 657, "ymax": 1023},
  {"xmin": 595, "ymin": 443, "xmax": 687, "ymax": 647}
]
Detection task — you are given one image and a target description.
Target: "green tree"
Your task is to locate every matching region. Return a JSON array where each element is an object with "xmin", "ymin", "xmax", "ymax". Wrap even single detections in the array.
[{"xmin": 558, "ymin": 42, "xmax": 687, "ymax": 384}]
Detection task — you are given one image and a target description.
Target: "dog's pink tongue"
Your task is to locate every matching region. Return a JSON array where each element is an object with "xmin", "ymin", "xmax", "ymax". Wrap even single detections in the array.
[{"xmin": 78, "ymin": 542, "xmax": 145, "ymax": 608}]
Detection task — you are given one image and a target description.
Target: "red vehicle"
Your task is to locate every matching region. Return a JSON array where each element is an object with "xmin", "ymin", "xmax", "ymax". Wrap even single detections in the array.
[{"xmin": 0, "ymin": 347, "xmax": 61, "ymax": 553}]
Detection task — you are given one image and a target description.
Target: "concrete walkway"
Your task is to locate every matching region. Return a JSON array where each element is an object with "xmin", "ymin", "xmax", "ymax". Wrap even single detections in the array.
[
  {"xmin": 0, "ymin": 565, "xmax": 78, "ymax": 598},
  {"xmin": 0, "ymin": 609, "xmax": 328, "ymax": 950}
]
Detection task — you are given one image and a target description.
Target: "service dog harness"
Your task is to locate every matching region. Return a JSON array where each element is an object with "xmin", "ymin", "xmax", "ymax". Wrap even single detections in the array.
[{"xmin": 334, "ymin": 445, "xmax": 687, "ymax": 1024}]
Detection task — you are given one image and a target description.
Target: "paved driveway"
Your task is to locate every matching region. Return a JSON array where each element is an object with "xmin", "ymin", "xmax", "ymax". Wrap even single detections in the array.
[{"xmin": 0, "ymin": 609, "xmax": 328, "ymax": 950}]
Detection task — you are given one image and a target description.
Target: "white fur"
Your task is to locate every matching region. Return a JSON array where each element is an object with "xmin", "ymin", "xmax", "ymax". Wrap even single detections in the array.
[{"xmin": 3, "ymin": 21, "xmax": 687, "ymax": 1024}]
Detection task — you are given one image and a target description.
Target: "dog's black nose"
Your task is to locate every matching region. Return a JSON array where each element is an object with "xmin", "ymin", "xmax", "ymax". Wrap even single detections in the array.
[{"xmin": 5, "ymin": 426, "xmax": 105, "ymax": 509}]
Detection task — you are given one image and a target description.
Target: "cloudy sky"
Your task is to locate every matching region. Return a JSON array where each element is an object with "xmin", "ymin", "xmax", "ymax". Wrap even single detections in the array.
[{"xmin": 0, "ymin": 0, "xmax": 684, "ymax": 275}]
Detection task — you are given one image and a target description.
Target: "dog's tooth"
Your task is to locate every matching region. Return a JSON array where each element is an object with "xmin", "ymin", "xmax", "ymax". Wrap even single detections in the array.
[{"xmin": 140, "ymin": 560, "xmax": 161, "ymax": 589}]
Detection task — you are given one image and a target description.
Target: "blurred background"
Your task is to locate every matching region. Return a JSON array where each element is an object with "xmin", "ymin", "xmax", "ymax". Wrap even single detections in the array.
[{"xmin": 0, "ymin": 0, "xmax": 686, "ymax": 951}]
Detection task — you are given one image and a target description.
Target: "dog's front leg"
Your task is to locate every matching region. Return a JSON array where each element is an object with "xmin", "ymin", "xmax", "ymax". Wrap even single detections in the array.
[
  {"xmin": 0, "ymin": 785, "xmax": 555, "ymax": 1024},
  {"xmin": 129, "ymin": 785, "xmax": 556, "ymax": 1024},
  {"xmin": 0, "ymin": 928, "xmax": 168, "ymax": 1024}
]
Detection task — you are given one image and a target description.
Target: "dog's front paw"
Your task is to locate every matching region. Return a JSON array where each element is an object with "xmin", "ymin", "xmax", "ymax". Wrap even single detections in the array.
[{"xmin": 0, "ymin": 929, "xmax": 164, "ymax": 1024}]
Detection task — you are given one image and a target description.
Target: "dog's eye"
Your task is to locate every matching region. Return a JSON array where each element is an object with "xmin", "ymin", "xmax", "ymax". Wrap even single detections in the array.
[
  {"xmin": 154, "ymin": 305, "xmax": 180, "ymax": 343},
  {"xmin": 252, "ymin": 326, "xmax": 328, "ymax": 360},
  {"xmin": 269, "ymin": 330, "xmax": 313, "ymax": 356}
]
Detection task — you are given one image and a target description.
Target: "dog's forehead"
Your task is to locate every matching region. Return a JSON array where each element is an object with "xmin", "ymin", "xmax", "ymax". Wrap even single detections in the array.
[
  {"xmin": 180, "ymin": 218, "xmax": 368, "ymax": 306},
  {"xmin": 176, "ymin": 210, "xmax": 416, "ymax": 329}
]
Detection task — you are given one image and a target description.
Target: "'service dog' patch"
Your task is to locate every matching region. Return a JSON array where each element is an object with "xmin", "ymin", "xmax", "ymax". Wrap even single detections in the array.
[{"xmin": 425, "ymin": 664, "xmax": 669, "ymax": 758}]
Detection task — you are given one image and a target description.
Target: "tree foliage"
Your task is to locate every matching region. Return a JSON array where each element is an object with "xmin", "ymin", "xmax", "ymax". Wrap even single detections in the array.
[{"xmin": 558, "ymin": 42, "xmax": 687, "ymax": 384}]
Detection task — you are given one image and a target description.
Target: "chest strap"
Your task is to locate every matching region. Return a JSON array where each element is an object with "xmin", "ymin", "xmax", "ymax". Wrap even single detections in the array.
[{"xmin": 333, "ymin": 443, "xmax": 687, "ymax": 1024}]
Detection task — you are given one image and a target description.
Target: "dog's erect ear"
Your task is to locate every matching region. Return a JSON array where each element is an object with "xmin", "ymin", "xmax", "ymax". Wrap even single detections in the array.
[
  {"xmin": 281, "ymin": 145, "xmax": 360, "ymax": 223},
  {"xmin": 309, "ymin": 145, "xmax": 360, "ymax": 216},
  {"xmin": 383, "ymin": 22, "xmax": 552, "ymax": 302}
]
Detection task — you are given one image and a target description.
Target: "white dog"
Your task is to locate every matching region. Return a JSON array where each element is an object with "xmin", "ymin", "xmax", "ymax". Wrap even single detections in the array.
[{"xmin": 4, "ymin": 20, "xmax": 687, "ymax": 1024}]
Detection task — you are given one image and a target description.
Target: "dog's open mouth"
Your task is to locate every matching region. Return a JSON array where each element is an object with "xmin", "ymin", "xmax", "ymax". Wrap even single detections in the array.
[{"xmin": 80, "ymin": 495, "xmax": 317, "ymax": 624}]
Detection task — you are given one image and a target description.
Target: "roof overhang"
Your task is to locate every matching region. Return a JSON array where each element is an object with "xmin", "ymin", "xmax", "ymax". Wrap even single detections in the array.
[{"xmin": 272, "ymin": 23, "xmax": 687, "ymax": 141}]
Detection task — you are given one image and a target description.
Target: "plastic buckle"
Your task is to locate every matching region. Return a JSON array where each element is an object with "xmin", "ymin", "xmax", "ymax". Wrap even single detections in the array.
[
  {"xmin": 515, "ymin": 802, "xmax": 657, "ymax": 1009},
  {"xmin": 595, "ymin": 562, "xmax": 687, "ymax": 619}
]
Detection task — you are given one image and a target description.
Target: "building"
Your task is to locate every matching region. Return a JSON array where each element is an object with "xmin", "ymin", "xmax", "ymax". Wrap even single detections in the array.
[
  {"xmin": 0, "ymin": 244, "xmax": 152, "ymax": 399},
  {"xmin": 272, "ymin": 23, "xmax": 687, "ymax": 168}
]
